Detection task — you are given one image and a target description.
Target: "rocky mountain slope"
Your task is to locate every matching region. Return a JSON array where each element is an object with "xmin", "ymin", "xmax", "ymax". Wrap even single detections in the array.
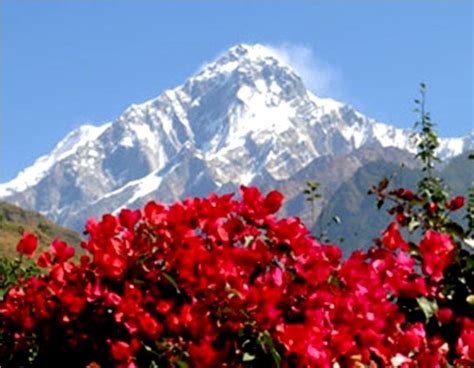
[
  {"xmin": 1, "ymin": 44, "xmax": 472, "ymax": 230},
  {"xmin": 317, "ymin": 151, "xmax": 474, "ymax": 253}
]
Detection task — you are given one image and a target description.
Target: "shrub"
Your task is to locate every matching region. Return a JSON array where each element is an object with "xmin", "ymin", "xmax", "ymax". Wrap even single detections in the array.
[{"xmin": 0, "ymin": 185, "xmax": 473, "ymax": 367}]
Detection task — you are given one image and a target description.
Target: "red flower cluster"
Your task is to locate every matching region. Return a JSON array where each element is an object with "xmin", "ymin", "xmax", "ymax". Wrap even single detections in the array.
[{"xmin": 1, "ymin": 187, "xmax": 472, "ymax": 367}]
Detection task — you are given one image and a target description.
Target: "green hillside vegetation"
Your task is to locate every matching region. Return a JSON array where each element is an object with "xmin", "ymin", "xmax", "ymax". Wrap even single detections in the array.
[
  {"xmin": 0, "ymin": 202, "xmax": 83, "ymax": 258},
  {"xmin": 317, "ymin": 151, "xmax": 473, "ymax": 254}
]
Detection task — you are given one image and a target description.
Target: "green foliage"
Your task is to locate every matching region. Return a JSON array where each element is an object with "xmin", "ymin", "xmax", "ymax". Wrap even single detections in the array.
[
  {"xmin": 416, "ymin": 296, "xmax": 438, "ymax": 322},
  {"xmin": 303, "ymin": 181, "xmax": 322, "ymax": 228},
  {"xmin": 412, "ymin": 84, "xmax": 449, "ymax": 231},
  {"xmin": 0, "ymin": 256, "xmax": 42, "ymax": 299},
  {"xmin": 0, "ymin": 257, "xmax": 19, "ymax": 299},
  {"xmin": 369, "ymin": 84, "xmax": 471, "ymax": 239},
  {"xmin": 38, "ymin": 222, "xmax": 51, "ymax": 234},
  {"xmin": 413, "ymin": 83, "xmax": 441, "ymax": 175},
  {"xmin": 303, "ymin": 181, "xmax": 322, "ymax": 201}
]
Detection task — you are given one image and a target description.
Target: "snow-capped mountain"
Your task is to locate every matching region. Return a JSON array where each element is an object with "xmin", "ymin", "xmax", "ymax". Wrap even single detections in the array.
[{"xmin": 1, "ymin": 44, "xmax": 472, "ymax": 230}]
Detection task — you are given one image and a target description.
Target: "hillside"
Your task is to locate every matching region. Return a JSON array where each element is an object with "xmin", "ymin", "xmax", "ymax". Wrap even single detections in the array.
[{"xmin": 0, "ymin": 202, "xmax": 83, "ymax": 258}]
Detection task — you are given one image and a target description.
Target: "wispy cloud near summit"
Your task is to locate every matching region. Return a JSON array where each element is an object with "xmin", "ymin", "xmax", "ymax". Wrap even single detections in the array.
[{"xmin": 265, "ymin": 43, "xmax": 343, "ymax": 98}]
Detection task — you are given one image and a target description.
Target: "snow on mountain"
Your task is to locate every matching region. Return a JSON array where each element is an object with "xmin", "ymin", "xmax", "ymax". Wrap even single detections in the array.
[
  {"xmin": 0, "ymin": 43, "xmax": 471, "ymax": 230},
  {"xmin": 0, "ymin": 123, "xmax": 111, "ymax": 198}
]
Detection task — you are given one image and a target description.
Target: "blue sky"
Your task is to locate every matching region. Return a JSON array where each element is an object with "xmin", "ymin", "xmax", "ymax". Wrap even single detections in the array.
[{"xmin": 1, "ymin": 1, "xmax": 472, "ymax": 182}]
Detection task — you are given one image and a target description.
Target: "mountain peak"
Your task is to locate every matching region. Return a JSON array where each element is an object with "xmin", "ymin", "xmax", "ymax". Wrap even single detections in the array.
[
  {"xmin": 191, "ymin": 43, "xmax": 297, "ymax": 85},
  {"xmin": 1, "ymin": 43, "xmax": 471, "ymax": 231},
  {"xmin": 224, "ymin": 43, "xmax": 280, "ymax": 61}
]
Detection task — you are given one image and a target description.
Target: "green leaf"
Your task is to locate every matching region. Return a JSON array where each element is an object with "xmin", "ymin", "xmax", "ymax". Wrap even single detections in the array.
[
  {"xmin": 270, "ymin": 347, "xmax": 281, "ymax": 368},
  {"xmin": 378, "ymin": 176, "xmax": 389, "ymax": 191},
  {"xmin": 227, "ymin": 286, "xmax": 242, "ymax": 299},
  {"xmin": 259, "ymin": 331, "xmax": 281, "ymax": 368},
  {"xmin": 409, "ymin": 197, "xmax": 425, "ymax": 206},
  {"xmin": 243, "ymin": 236, "xmax": 254, "ymax": 248},
  {"xmin": 443, "ymin": 222, "xmax": 465, "ymax": 238},
  {"xmin": 176, "ymin": 361, "xmax": 188, "ymax": 368},
  {"xmin": 464, "ymin": 238, "xmax": 474, "ymax": 250},
  {"xmin": 242, "ymin": 352, "xmax": 256, "ymax": 362},
  {"xmin": 162, "ymin": 272, "xmax": 181, "ymax": 294},
  {"xmin": 408, "ymin": 219, "xmax": 420, "ymax": 233},
  {"xmin": 328, "ymin": 274, "xmax": 342, "ymax": 288},
  {"xmin": 417, "ymin": 297, "xmax": 438, "ymax": 321}
]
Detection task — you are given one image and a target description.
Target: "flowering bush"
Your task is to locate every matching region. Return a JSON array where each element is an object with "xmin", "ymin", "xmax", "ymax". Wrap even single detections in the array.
[{"xmin": 1, "ymin": 185, "xmax": 473, "ymax": 367}]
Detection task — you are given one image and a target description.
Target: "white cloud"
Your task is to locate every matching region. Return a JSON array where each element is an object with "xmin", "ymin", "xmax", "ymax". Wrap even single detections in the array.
[{"xmin": 264, "ymin": 43, "xmax": 342, "ymax": 97}]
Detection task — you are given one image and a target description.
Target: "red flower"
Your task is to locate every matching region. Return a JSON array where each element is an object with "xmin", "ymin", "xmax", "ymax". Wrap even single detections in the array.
[
  {"xmin": 419, "ymin": 231, "xmax": 455, "ymax": 282},
  {"xmin": 137, "ymin": 313, "xmax": 162, "ymax": 337},
  {"xmin": 456, "ymin": 318, "xmax": 474, "ymax": 367},
  {"xmin": 321, "ymin": 245, "xmax": 342, "ymax": 264},
  {"xmin": 456, "ymin": 318, "xmax": 474, "ymax": 365},
  {"xmin": 263, "ymin": 190, "xmax": 284, "ymax": 214},
  {"xmin": 436, "ymin": 308, "xmax": 453, "ymax": 325},
  {"xmin": 240, "ymin": 186, "xmax": 263, "ymax": 206},
  {"xmin": 51, "ymin": 239, "xmax": 75, "ymax": 263},
  {"xmin": 59, "ymin": 288, "xmax": 87, "ymax": 314},
  {"xmin": 143, "ymin": 201, "xmax": 167, "ymax": 225},
  {"xmin": 188, "ymin": 341, "xmax": 221, "ymax": 367},
  {"xmin": 37, "ymin": 251, "xmax": 52, "ymax": 268},
  {"xmin": 394, "ymin": 188, "xmax": 414, "ymax": 200},
  {"xmin": 381, "ymin": 223, "xmax": 409, "ymax": 251},
  {"xmin": 399, "ymin": 322, "xmax": 426, "ymax": 352},
  {"xmin": 109, "ymin": 340, "xmax": 132, "ymax": 362},
  {"xmin": 395, "ymin": 212, "xmax": 406, "ymax": 224},
  {"xmin": 16, "ymin": 232, "xmax": 38, "ymax": 257},
  {"xmin": 446, "ymin": 196, "xmax": 464, "ymax": 211},
  {"xmin": 119, "ymin": 208, "xmax": 142, "ymax": 230},
  {"xmin": 428, "ymin": 202, "xmax": 439, "ymax": 214},
  {"xmin": 101, "ymin": 214, "xmax": 120, "ymax": 238}
]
